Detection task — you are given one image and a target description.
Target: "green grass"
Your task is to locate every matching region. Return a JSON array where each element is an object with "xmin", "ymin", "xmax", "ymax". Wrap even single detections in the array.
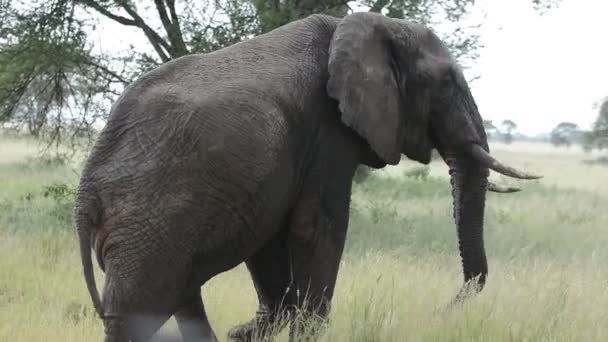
[{"xmin": 1, "ymin": 136, "xmax": 607, "ymax": 341}]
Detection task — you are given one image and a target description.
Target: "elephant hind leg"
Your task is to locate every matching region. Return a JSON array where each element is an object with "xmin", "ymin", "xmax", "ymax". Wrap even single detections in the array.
[
  {"xmin": 101, "ymin": 272, "xmax": 173, "ymax": 342},
  {"xmin": 175, "ymin": 292, "xmax": 218, "ymax": 342},
  {"xmin": 102, "ymin": 299, "xmax": 173, "ymax": 342}
]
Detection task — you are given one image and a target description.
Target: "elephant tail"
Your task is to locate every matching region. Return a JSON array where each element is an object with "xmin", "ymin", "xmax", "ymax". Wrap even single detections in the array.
[{"xmin": 73, "ymin": 192, "xmax": 104, "ymax": 319}]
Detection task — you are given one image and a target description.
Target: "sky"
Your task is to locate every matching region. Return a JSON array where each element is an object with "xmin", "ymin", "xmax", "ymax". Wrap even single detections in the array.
[
  {"xmin": 90, "ymin": 0, "xmax": 608, "ymax": 136},
  {"xmin": 466, "ymin": 0, "xmax": 608, "ymax": 135}
]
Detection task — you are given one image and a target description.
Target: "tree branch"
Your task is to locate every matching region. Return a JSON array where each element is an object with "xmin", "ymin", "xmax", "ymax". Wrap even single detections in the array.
[
  {"xmin": 154, "ymin": 0, "xmax": 188, "ymax": 56},
  {"xmin": 78, "ymin": 0, "xmax": 171, "ymax": 62},
  {"xmin": 296, "ymin": 0, "xmax": 350, "ymax": 16},
  {"xmin": 369, "ymin": 0, "xmax": 390, "ymax": 13},
  {"xmin": 119, "ymin": 3, "xmax": 172, "ymax": 61},
  {"xmin": 165, "ymin": 0, "xmax": 187, "ymax": 55},
  {"xmin": 153, "ymin": 0, "xmax": 173, "ymax": 34},
  {"xmin": 77, "ymin": 0, "xmax": 137, "ymax": 26},
  {"xmin": 141, "ymin": 29, "xmax": 171, "ymax": 62},
  {"xmin": 166, "ymin": 0, "xmax": 179, "ymax": 24},
  {"xmin": 84, "ymin": 60, "xmax": 130, "ymax": 85}
]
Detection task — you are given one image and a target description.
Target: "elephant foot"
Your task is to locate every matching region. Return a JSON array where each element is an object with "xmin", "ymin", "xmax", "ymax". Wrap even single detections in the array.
[
  {"xmin": 228, "ymin": 313, "xmax": 286, "ymax": 342},
  {"xmin": 228, "ymin": 319, "xmax": 277, "ymax": 342},
  {"xmin": 288, "ymin": 312, "xmax": 329, "ymax": 342},
  {"xmin": 227, "ymin": 319, "xmax": 257, "ymax": 342}
]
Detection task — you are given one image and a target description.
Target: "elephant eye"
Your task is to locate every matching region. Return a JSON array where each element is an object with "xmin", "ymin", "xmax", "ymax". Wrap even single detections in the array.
[
  {"xmin": 441, "ymin": 68, "xmax": 455, "ymax": 84},
  {"xmin": 438, "ymin": 74, "xmax": 454, "ymax": 93}
]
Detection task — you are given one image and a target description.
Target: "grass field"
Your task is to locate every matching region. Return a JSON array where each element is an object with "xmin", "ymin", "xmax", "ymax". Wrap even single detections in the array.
[{"xmin": 1, "ymin": 135, "xmax": 607, "ymax": 341}]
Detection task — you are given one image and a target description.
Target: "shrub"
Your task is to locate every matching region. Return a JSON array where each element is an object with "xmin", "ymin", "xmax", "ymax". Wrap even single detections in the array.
[
  {"xmin": 42, "ymin": 182, "xmax": 76, "ymax": 225},
  {"xmin": 353, "ymin": 166, "xmax": 373, "ymax": 183},
  {"xmin": 403, "ymin": 165, "xmax": 430, "ymax": 180},
  {"xmin": 582, "ymin": 156, "xmax": 608, "ymax": 166}
]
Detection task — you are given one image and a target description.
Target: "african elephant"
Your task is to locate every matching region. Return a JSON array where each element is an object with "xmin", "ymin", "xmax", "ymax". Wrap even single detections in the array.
[{"xmin": 74, "ymin": 12, "xmax": 539, "ymax": 342}]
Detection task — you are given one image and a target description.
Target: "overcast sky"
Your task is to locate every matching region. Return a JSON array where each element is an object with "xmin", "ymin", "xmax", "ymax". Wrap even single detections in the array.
[
  {"xmin": 467, "ymin": 0, "xmax": 607, "ymax": 135},
  {"xmin": 92, "ymin": 0, "xmax": 607, "ymax": 135}
]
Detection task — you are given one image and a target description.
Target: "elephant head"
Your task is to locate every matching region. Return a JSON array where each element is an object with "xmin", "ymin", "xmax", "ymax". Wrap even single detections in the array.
[{"xmin": 326, "ymin": 13, "xmax": 540, "ymax": 301}]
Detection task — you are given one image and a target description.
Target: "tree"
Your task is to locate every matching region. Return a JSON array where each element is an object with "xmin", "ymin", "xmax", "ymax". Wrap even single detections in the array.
[
  {"xmin": 0, "ymin": 0, "xmax": 563, "ymax": 157},
  {"xmin": 583, "ymin": 97, "xmax": 608, "ymax": 152},
  {"xmin": 550, "ymin": 121, "xmax": 579, "ymax": 148},
  {"xmin": 483, "ymin": 119, "xmax": 497, "ymax": 140},
  {"xmin": 501, "ymin": 119, "xmax": 517, "ymax": 145}
]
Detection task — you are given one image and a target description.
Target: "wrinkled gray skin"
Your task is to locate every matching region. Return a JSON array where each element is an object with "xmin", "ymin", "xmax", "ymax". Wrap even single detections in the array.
[{"xmin": 74, "ymin": 12, "xmax": 538, "ymax": 342}]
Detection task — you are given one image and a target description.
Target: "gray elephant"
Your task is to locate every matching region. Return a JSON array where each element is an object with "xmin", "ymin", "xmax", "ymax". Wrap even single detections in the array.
[{"xmin": 74, "ymin": 12, "xmax": 539, "ymax": 342}]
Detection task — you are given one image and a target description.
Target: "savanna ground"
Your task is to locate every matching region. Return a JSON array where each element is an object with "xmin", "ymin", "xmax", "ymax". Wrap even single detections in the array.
[{"xmin": 1, "ymin": 134, "xmax": 607, "ymax": 341}]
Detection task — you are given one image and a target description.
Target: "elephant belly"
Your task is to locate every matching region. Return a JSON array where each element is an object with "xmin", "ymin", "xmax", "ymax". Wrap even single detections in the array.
[{"xmin": 173, "ymin": 144, "xmax": 297, "ymax": 285}]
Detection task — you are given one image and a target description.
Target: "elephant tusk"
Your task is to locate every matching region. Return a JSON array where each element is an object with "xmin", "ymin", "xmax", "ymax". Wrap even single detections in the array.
[
  {"xmin": 468, "ymin": 144, "xmax": 543, "ymax": 180},
  {"xmin": 487, "ymin": 181, "xmax": 521, "ymax": 193}
]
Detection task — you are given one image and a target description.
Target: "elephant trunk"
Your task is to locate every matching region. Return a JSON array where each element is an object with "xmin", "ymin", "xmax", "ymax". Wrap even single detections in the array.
[
  {"xmin": 443, "ymin": 142, "xmax": 540, "ymax": 304},
  {"xmin": 443, "ymin": 152, "xmax": 489, "ymax": 303}
]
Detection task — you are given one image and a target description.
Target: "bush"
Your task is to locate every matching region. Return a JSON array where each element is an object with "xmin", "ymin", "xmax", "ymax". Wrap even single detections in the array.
[
  {"xmin": 353, "ymin": 166, "xmax": 373, "ymax": 183},
  {"xmin": 42, "ymin": 182, "xmax": 76, "ymax": 224},
  {"xmin": 403, "ymin": 165, "xmax": 430, "ymax": 180},
  {"xmin": 582, "ymin": 156, "xmax": 608, "ymax": 166},
  {"xmin": 42, "ymin": 182, "xmax": 76, "ymax": 202}
]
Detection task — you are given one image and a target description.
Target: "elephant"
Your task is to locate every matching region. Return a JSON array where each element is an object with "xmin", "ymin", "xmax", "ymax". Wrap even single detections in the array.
[{"xmin": 73, "ymin": 12, "xmax": 540, "ymax": 342}]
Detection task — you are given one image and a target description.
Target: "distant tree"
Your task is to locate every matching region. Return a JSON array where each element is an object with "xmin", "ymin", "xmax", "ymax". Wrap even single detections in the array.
[
  {"xmin": 483, "ymin": 120, "xmax": 497, "ymax": 140},
  {"xmin": 550, "ymin": 122, "xmax": 579, "ymax": 147},
  {"xmin": 583, "ymin": 97, "xmax": 608, "ymax": 152},
  {"xmin": 501, "ymin": 119, "xmax": 517, "ymax": 145}
]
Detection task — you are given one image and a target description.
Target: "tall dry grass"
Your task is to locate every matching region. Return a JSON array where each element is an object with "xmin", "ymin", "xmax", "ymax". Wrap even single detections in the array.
[{"xmin": 1, "ymin": 136, "xmax": 607, "ymax": 341}]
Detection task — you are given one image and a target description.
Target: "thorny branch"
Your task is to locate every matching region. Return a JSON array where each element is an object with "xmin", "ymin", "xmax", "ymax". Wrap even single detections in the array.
[{"xmin": 78, "ymin": 0, "xmax": 172, "ymax": 62}]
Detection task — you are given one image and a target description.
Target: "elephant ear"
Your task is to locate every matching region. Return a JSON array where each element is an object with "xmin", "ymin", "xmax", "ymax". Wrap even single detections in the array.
[{"xmin": 327, "ymin": 13, "xmax": 404, "ymax": 165}]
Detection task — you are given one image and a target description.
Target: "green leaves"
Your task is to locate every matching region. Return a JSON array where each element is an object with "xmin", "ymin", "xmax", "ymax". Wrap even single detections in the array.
[{"xmin": 0, "ymin": 1, "xmax": 90, "ymax": 126}]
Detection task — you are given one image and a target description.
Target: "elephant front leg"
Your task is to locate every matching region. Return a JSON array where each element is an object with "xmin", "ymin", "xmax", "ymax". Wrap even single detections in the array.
[
  {"xmin": 227, "ymin": 193, "xmax": 350, "ymax": 342},
  {"xmin": 283, "ymin": 187, "xmax": 350, "ymax": 342},
  {"xmin": 227, "ymin": 229, "xmax": 293, "ymax": 342},
  {"xmin": 286, "ymin": 221, "xmax": 347, "ymax": 341}
]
